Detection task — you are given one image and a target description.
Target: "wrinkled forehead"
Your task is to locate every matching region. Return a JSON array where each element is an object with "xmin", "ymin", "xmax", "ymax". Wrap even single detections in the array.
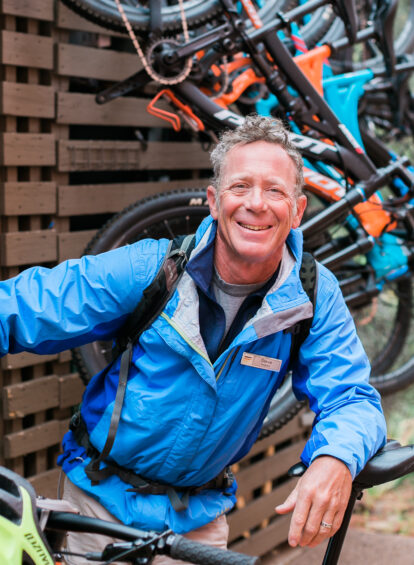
[{"xmin": 219, "ymin": 141, "xmax": 297, "ymax": 187}]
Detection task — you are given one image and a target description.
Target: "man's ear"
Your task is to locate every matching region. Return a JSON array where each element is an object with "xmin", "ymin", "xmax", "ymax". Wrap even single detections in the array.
[
  {"xmin": 207, "ymin": 185, "xmax": 219, "ymax": 220},
  {"xmin": 292, "ymin": 194, "xmax": 307, "ymax": 229}
]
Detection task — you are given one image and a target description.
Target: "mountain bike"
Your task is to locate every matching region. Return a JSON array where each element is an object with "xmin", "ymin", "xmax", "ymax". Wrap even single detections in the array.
[
  {"xmin": 1, "ymin": 440, "xmax": 413, "ymax": 564},
  {"xmin": 63, "ymin": 0, "xmax": 414, "ymax": 431}
]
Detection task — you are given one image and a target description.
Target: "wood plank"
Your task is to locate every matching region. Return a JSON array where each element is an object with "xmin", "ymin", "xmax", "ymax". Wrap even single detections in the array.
[
  {"xmin": 3, "ymin": 375, "xmax": 59, "ymax": 419},
  {"xmin": 59, "ymin": 373, "xmax": 84, "ymax": 409},
  {"xmin": 57, "ymin": 3, "xmax": 124, "ymax": 35},
  {"xmin": 229, "ymin": 514, "xmax": 291, "ymax": 556},
  {"xmin": 29, "ymin": 468, "xmax": 61, "ymax": 499},
  {"xmin": 0, "ymin": 0, "xmax": 54, "ymax": 21},
  {"xmin": 228, "ymin": 479, "xmax": 296, "ymax": 541},
  {"xmin": 4, "ymin": 420, "xmax": 61, "ymax": 458},
  {"xmin": 0, "ymin": 182, "xmax": 56, "ymax": 215},
  {"xmin": 1, "ymin": 352, "xmax": 58, "ymax": 370},
  {"xmin": 58, "ymin": 140, "xmax": 211, "ymax": 172},
  {"xmin": 58, "ymin": 180, "xmax": 206, "ymax": 216},
  {"xmin": 58, "ymin": 230, "xmax": 96, "ymax": 261},
  {"xmin": 1, "ymin": 30, "xmax": 53, "ymax": 69},
  {"xmin": 236, "ymin": 440, "xmax": 307, "ymax": 495},
  {"xmin": 57, "ymin": 43, "xmax": 141, "ymax": 81},
  {"xmin": 0, "ymin": 82, "xmax": 55, "ymax": 118},
  {"xmin": 1, "ymin": 230, "xmax": 57, "ymax": 266},
  {"xmin": 57, "ymin": 91, "xmax": 170, "ymax": 127},
  {"xmin": 1, "ymin": 133, "xmax": 56, "ymax": 166},
  {"xmin": 59, "ymin": 418, "xmax": 71, "ymax": 438}
]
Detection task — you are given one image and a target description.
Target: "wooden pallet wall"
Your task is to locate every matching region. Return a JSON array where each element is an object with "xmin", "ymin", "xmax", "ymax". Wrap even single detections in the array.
[{"xmin": 0, "ymin": 1, "xmax": 311, "ymax": 556}]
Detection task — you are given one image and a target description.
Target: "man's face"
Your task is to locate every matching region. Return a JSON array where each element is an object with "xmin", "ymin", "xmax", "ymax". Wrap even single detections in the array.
[{"xmin": 207, "ymin": 140, "xmax": 307, "ymax": 283}]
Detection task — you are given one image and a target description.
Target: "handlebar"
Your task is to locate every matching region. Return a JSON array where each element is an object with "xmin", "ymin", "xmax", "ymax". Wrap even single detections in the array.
[
  {"xmin": 168, "ymin": 534, "xmax": 260, "ymax": 565},
  {"xmin": 45, "ymin": 510, "xmax": 260, "ymax": 565}
]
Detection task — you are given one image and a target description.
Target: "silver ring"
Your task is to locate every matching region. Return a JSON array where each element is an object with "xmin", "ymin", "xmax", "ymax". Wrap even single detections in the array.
[{"xmin": 320, "ymin": 521, "xmax": 333, "ymax": 529}]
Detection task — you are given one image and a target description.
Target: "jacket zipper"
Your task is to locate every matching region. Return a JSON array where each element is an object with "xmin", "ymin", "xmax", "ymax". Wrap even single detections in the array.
[{"xmin": 215, "ymin": 346, "xmax": 241, "ymax": 382}]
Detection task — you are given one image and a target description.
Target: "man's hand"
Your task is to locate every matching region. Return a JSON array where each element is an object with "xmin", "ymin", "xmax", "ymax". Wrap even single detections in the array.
[{"xmin": 275, "ymin": 456, "xmax": 352, "ymax": 548}]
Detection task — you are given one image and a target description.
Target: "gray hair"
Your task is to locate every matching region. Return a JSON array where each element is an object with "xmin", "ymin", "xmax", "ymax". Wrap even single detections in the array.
[{"xmin": 210, "ymin": 114, "xmax": 304, "ymax": 198}]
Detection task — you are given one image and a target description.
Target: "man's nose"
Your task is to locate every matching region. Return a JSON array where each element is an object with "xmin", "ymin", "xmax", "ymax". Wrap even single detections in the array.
[{"xmin": 245, "ymin": 187, "xmax": 267, "ymax": 210}]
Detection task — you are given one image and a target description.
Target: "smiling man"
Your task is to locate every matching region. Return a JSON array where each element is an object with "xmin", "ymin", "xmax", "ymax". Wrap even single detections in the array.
[{"xmin": 0, "ymin": 115, "xmax": 385, "ymax": 563}]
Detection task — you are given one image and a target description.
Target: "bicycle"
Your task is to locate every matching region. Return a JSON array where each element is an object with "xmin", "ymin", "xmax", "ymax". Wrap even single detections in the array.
[
  {"xmin": 62, "ymin": 0, "xmax": 414, "ymax": 430},
  {"xmin": 1, "ymin": 440, "xmax": 413, "ymax": 564}
]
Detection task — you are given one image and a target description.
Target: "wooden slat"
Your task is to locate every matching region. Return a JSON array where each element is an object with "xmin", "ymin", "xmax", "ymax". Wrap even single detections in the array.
[
  {"xmin": 1, "ymin": 133, "xmax": 56, "ymax": 166},
  {"xmin": 58, "ymin": 140, "xmax": 211, "ymax": 172},
  {"xmin": 29, "ymin": 468, "xmax": 61, "ymax": 499},
  {"xmin": 57, "ymin": 2, "xmax": 124, "ymax": 35},
  {"xmin": 59, "ymin": 418, "xmax": 71, "ymax": 438},
  {"xmin": 0, "ymin": 182, "xmax": 56, "ymax": 215},
  {"xmin": 229, "ymin": 514, "xmax": 291, "ymax": 556},
  {"xmin": 3, "ymin": 375, "xmax": 59, "ymax": 419},
  {"xmin": 0, "ymin": 0, "xmax": 54, "ymax": 20},
  {"xmin": 228, "ymin": 479, "xmax": 296, "ymax": 541},
  {"xmin": 58, "ymin": 180, "xmax": 206, "ymax": 216},
  {"xmin": 1, "ymin": 230, "xmax": 57, "ymax": 266},
  {"xmin": 236, "ymin": 440, "xmax": 307, "ymax": 495},
  {"xmin": 0, "ymin": 82, "xmax": 55, "ymax": 118},
  {"xmin": 57, "ymin": 43, "xmax": 141, "ymax": 81},
  {"xmin": 1, "ymin": 31, "xmax": 53, "ymax": 69},
  {"xmin": 57, "ymin": 91, "xmax": 170, "ymax": 127},
  {"xmin": 1, "ymin": 352, "xmax": 58, "ymax": 371},
  {"xmin": 59, "ymin": 373, "xmax": 84, "ymax": 409},
  {"xmin": 58, "ymin": 230, "xmax": 96, "ymax": 261},
  {"xmin": 4, "ymin": 420, "xmax": 61, "ymax": 459}
]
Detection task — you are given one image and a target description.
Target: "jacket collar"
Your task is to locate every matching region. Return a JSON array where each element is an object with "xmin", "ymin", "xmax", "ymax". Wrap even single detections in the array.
[{"xmin": 187, "ymin": 215, "xmax": 305, "ymax": 296}]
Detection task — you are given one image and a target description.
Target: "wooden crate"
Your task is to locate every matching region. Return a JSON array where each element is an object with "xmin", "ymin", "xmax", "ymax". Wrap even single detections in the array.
[{"xmin": 0, "ymin": 1, "xmax": 311, "ymax": 556}]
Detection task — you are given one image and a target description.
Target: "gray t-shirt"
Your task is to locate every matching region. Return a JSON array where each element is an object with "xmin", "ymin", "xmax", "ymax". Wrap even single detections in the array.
[{"xmin": 211, "ymin": 269, "xmax": 270, "ymax": 336}]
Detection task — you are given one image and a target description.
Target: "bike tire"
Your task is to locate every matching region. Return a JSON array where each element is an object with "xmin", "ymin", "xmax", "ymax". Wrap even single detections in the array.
[{"xmin": 60, "ymin": 0, "xmax": 224, "ymax": 34}]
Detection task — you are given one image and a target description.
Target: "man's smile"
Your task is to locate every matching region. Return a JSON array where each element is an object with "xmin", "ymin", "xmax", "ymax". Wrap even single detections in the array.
[{"xmin": 238, "ymin": 222, "xmax": 272, "ymax": 231}]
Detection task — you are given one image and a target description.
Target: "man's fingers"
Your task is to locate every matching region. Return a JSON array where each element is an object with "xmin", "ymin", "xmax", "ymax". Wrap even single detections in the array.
[
  {"xmin": 305, "ymin": 510, "xmax": 337, "ymax": 547},
  {"xmin": 287, "ymin": 493, "xmax": 312, "ymax": 547},
  {"xmin": 275, "ymin": 486, "xmax": 298, "ymax": 515}
]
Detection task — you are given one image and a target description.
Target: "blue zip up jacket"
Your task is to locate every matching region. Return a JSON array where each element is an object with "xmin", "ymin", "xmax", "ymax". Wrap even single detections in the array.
[{"xmin": 0, "ymin": 216, "xmax": 386, "ymax": 533}]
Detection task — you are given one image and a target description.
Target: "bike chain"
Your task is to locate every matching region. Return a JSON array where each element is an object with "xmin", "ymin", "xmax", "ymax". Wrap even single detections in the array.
[{"xmin": 114, "ymin": 0, "xmax": 193, "ymax": 85}]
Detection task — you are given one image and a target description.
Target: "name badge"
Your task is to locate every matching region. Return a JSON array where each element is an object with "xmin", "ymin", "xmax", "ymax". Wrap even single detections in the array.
[{"xmin": 241, "ymin": 352, "xmax": 282, "ymax": 372}]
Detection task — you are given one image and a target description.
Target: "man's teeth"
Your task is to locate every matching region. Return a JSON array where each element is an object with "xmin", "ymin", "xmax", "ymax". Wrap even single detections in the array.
[{"xmin": 239, "ymin": 223, "xmax": 270, "ymax": 231}]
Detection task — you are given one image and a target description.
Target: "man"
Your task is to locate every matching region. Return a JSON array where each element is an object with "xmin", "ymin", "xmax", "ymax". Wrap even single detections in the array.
[{"xmin": 0, "ymin": 115, "xmax": 385, "ymax": 563}]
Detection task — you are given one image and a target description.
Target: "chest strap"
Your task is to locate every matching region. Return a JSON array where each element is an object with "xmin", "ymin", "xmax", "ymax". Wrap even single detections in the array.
[{"xmin": 69, "ymin": 412, "xmax": 234, "ymax": 512}]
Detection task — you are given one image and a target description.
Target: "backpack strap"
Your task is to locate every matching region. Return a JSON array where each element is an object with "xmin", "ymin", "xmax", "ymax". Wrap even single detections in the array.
[
  {"xmin": 288, "ymin": 252, "xmax": 317, "ymax": 367},
  {"xmin": 81, "ymin": 233, "xmax": 196, "ymax": 486},
  {"xmin": 115, "ymin": 233, "xmax": 196, "ymax": 354}
]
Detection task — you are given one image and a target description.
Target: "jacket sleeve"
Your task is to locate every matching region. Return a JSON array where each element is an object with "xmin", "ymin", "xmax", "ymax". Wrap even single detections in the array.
[
  {"xmin": 0, "ymin": 240, "xmax": 167, "ymax": 356},
  {"xmin": 292, "ymin": 263, "xmax": 387, "ymax": 479}
]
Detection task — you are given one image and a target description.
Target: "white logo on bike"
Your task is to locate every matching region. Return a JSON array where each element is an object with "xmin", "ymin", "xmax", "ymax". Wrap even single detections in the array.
[
  {"xmin": 290, "ymin": 134, "xmax": 338, "ymax": 155},
  {"xmin": 213, "ymin": 110, "xmax": 245, "ymax": 126}
]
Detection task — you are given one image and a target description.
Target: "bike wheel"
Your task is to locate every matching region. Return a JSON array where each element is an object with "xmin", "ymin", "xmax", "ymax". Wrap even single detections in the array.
[
  {"xmin": 352, "ymin": 278, "xmax": 414, "ymax": 395},
  {"xmin": 60, "ymin": 0, "xmax": 224, "ymax": 33},
  {"xmin": 303, "ymin": 190, "xmax": 414, "ymax": 395}
]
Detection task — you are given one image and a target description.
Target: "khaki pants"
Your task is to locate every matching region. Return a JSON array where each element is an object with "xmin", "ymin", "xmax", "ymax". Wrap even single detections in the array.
[{"xmin": 62, "ymin": 477, "xmax": 229, "ymax": 565}]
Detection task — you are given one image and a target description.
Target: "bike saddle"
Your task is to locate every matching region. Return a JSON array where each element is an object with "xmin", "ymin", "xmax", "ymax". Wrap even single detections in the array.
[
  {"xmin": 287, "ymin": 440, "xmax": 414, "ymax": 490},
  {"xmin": 354, "ymin": 440, "xmax": 414, "ymax": 489}
]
